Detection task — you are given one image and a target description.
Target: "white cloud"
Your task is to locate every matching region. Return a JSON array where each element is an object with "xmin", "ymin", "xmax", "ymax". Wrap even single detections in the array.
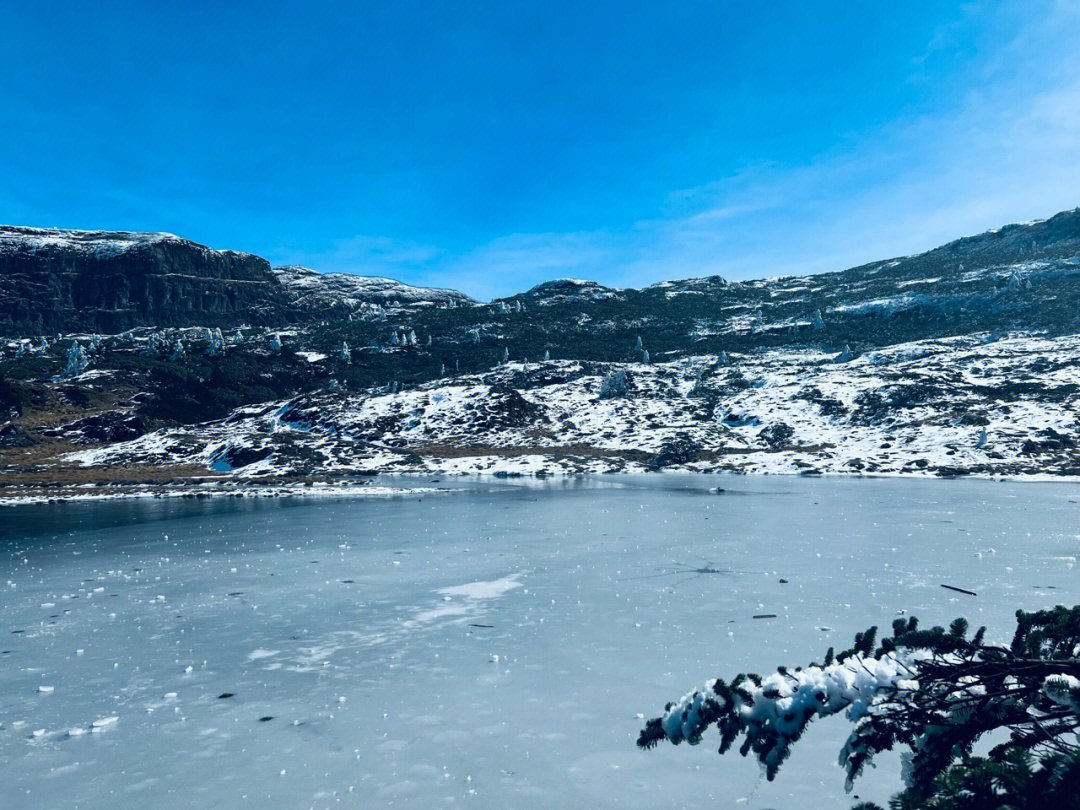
[
  {"xmin": 423, "ymin": 6, "xmax": 1080, "ymax": 298},
  {"xmin": 263, "ymin": 2, "xmax": 1080, "ymax": 301}
]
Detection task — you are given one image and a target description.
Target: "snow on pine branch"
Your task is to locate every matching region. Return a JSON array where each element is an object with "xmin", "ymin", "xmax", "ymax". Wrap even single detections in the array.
[
  {"xmin": 639, "ymin": 607, "xmax": 1080, "ymax": 800},
  {"xmin": 1043, "ymin": 674, "xmax": 1080, "ymax": 714},
  {"xmin": 638, "ymin": 650, "xmax": 923, "ymax": 783}
]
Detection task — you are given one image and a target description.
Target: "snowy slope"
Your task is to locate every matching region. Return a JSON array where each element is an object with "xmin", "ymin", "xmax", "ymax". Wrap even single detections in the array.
[
  {"xmin": 68, "ymin": 331, "xmax": 1080, "ymax": 479},
  {"xmin": 273, "ymin": 266, "xmax": 475, "ymax": 309}
]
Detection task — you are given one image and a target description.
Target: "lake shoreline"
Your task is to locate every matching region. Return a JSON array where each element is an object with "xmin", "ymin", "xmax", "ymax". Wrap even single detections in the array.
[{"xmin": 5, "ymin": 466, "xmax": 1080, "ymax": 506}]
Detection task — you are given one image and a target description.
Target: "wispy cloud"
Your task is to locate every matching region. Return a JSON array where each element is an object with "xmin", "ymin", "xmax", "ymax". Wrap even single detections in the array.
[
  {"xmin": 249, "ymin": 2, "xmax": 1080, "ymax": 302},
  {"xmin": 405, "ymin": 5, "xmax": 1080, "ymax": 299}
]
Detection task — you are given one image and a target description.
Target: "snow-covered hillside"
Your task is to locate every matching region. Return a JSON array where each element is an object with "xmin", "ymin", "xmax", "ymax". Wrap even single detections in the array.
[
  {"xmin": 67, "ymin": 331, "xmax": 1080, "ymax": 479},
  {"xmin": 520, "ymin": 278, "xmax": 624, "ymax": 305},
  {"xmin": 273, "ymin": 265, "xmax": 475, "ymax": 309},
  {"xmin": 0, "ymin": 226, "xmax": 250, "ymax": 261}
]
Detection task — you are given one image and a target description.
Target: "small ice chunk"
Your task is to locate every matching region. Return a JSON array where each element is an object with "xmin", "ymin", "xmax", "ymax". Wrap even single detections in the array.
[
  {"xmin": 38, "ymin": 685, "xmax": 55, "ymax": 693},
  {"xmin": 92, "ymin": 716, "xmax": 118, "ymax": 729}
]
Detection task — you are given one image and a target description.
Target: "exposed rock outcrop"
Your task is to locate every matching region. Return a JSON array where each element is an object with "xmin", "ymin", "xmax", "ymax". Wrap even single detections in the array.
[
  {"xmin": 272, "ymin": 265, "xmax": 474, "ymax": 310},
  {"xmin": 0, "ymin": 227, "xmax": 296, "ymax": 335}
]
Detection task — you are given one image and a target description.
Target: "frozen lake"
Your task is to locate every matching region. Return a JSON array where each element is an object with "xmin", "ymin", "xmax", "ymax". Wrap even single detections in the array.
[{"xmin": 3, "ymin": 475, "xmax": 1079, "ymax": 809}]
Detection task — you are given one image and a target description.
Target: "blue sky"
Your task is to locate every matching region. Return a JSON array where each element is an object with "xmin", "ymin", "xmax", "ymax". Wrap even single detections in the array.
[{"xmin": 3, "ymin": 1, "xmax": 1080, "ymax": 299}]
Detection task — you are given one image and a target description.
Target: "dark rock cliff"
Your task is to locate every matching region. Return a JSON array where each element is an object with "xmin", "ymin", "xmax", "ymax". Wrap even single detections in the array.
[{"xmin": 0, "ymin": 227, "xmax": 297, "ymax": 335}]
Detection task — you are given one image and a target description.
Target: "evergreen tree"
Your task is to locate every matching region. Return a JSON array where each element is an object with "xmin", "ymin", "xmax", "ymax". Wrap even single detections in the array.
[
  {"xmin": 639, "ymin": 605, "xmax": 1080, "ymax": 810},
  {"xmin": 599, "ymin": 368, "xmax": 629, "ymax": 399},
  {"xmin": 60, "ymin": 341, "xmax": 89, "ymax": 378},
  {"xmin": 205, "ymin": 328, "xmax": 223, "ymax": 356}
]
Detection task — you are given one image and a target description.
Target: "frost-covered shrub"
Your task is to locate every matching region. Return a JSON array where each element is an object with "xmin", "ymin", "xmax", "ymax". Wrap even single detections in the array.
[
  {"xmin": 758, "ymin": 421, "xmax": 794, "ymax": 447},
  {"xmin": 59, "ymin": 341, "xmax": 89, "ymax": 378},
  {"xmin": 639, "ymin": 605, "xmax": 1080, "ymax": 809},
  {"xmin": 598, "ymin": 368, "xmax": 630, "ymax": 399},
  {"xmin": 142, "ymin": 332, "xmax": 164, "ymax": 356},
  {"xmin": 689, "ymin": 370, "xmax": 708, "ymax": 398},
  {"xmin": 205, "ymin": 328, "xmax": 223, "ymax": 356},
  {"xmin": 647, "ymin": 434, "xmax": 702, "ymax": 469}
]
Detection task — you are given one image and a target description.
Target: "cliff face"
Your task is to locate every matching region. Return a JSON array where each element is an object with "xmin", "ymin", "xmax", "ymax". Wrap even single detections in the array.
[{"xmin": 0, "ymin": 227, "xmax": 297, "ymax": 334}]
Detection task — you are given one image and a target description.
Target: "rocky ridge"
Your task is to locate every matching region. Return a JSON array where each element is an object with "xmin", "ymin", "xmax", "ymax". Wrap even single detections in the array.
[
  {"xmin": 63, "ymin": 332, "xmax": 1080, "ymax": 480},
  {"xmin": 4, "ymin": 207, "xmax": 1080, "ymax": 495}
]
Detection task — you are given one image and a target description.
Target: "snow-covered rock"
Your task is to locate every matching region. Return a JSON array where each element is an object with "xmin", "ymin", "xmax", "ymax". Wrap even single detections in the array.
[
  {"xmin": 65, "ymin": 332, "xmax": 1080, "ymax": 479},
  {"xmin": 272, "ymin": 266, "xmax": 474, "ymax": 309}
]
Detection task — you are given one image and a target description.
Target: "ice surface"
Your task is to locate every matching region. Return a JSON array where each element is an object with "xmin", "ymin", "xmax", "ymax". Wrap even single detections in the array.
[{"xmin": 2, "ymin": 475, "xmax": 1078, "ymax": 808}]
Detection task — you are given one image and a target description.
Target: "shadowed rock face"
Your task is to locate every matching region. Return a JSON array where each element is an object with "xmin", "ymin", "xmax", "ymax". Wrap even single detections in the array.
[
  {"xmin": 4, "ymin": 207, "xmax": 1080, "ymax": 343},
  {"xmin": 0, "ymin": 227, "xmax": 296, "ymax": 334}
]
